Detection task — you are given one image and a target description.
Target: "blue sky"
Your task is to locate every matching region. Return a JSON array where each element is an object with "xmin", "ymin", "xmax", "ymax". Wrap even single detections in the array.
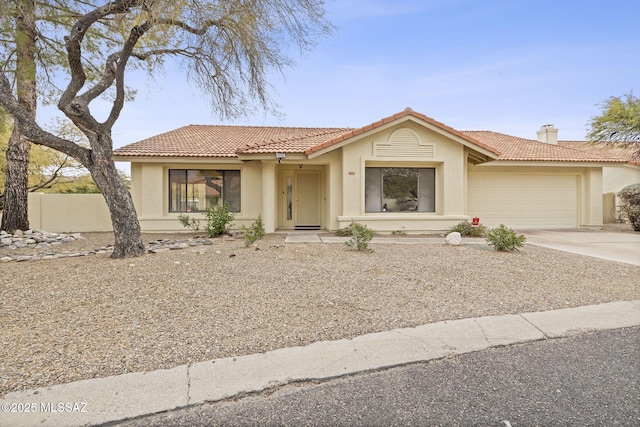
[{"xmin": 63, "ymin": 0, "xmax": 640, "ymax": 152}]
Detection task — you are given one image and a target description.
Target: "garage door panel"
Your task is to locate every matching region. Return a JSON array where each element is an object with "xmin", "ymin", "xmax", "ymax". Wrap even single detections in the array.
[{"xmin": 468, "ymin": 174, "xmax": 577, "ymax": 229}]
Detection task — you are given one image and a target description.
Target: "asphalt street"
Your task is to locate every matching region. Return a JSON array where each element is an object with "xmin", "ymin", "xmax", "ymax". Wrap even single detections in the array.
[{"xmin": 111, "ymin": 327, "xmax": 640, "ymax": 427}]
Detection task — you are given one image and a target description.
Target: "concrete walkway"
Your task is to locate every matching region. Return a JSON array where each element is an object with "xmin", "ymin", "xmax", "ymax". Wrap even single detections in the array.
[{"xmin": 2, "ymin": 300, "xmax": 639, "ymax": 427}]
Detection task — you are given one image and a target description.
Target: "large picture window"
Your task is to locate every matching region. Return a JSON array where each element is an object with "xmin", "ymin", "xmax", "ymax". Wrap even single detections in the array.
[
  {"xmin": 169, "ymin": 169, "xmax": 241, "ymax": 213},
  {"xmin": 365, "ymin": 167, "xmax": 435, "ymax": 213}
]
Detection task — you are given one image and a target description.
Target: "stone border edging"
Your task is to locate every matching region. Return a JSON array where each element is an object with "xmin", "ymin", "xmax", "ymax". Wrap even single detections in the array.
[{"xmin": 0, "ymin": 232, "xmax": 227, "ymax": 263}]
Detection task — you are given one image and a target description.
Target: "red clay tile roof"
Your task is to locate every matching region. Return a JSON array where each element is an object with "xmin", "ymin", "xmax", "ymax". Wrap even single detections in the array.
[
  {"xmin": 237, "ymin": 128, "xmax": 354, "ymax": 154},
  {"xmin": 113, "ymin": 125, "xmax": 353, "ymax": 158},
  {"xmin": 557, "ymin": 140, "xmax": 638, "ymax": 164},
  {"xmin": 113, "ymin": 109, "xmax": 635, "ymax": 165},
  {"xmin": 461, "ymin": 131, "xmax": 635, "ymax": 163}
]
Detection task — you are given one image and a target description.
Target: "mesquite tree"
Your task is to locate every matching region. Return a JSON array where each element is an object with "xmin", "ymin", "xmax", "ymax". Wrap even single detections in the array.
[
  {"xmin": 1, "ymin": 0, "xmax": 121, "ymax": 232},
  {"xmin": 0, "ymin": 0, "xmax": 331, "ymax": 258}
]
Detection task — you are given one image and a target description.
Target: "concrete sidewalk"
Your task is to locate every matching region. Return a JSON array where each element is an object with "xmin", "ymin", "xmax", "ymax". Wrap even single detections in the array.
[{"xmin": 2, "ymin": 300, "xmax": 639, "ymax": 427}]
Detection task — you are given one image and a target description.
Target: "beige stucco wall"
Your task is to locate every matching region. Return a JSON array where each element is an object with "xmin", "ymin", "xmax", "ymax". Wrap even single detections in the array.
[
  {"xmin": 27, "ymin": 192, "xmax": 112, "ymax": 232},
  {"xmin": 333, "ymin": 121, "xmax": 469, "ymax": 232},
  {"xmin": 128, "ymin": 160, "xmax": 264, "ymax": 232},
  {"xmin": 602, "ymin": 164, "xmax": 640, "ymax": 223},
  {"xmin": 602, "ymin": 164, "xmax": 640, "ymax": 194}
]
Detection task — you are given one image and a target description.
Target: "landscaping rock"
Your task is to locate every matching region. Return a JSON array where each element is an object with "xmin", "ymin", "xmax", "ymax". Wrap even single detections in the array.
[
  {"xmin": 0, "ymin": 229, "xmax": 83, "ymax": 249},
  {"xmin": 0, "ymin": 230, "xmax": 231, "ymax": 262},
  {"xmin": 445, "ymin": 232, "xmax": 462, "ymax": 246}
]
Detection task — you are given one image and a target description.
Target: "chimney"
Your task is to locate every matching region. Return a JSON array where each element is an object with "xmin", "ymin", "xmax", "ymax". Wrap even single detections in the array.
[{"xmin": 537, "ymin": 124, "xmax": 558, "ymax": 145}]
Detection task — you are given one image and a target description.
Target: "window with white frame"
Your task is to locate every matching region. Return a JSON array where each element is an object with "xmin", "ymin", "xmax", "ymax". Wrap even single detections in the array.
[
  {"xmin": 365, "ymin": 167, "xmax": 435, "ymax": 213},
  {"xmin": 169, "ymin": 169, "xmax": 241, "ymax": 213}
]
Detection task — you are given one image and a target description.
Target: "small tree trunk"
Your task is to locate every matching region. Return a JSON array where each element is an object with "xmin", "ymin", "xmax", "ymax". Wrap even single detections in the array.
[
  {"xmin": 2, "ymin": 0, "xmax": 37, "ymax": 232},
  {"xmin": 1, "ymin": 128, "xmax": 30, "ymax": 232},
  {"xmin": 88, "ymin": 134, "xmax": 145, "ymax": 258}
]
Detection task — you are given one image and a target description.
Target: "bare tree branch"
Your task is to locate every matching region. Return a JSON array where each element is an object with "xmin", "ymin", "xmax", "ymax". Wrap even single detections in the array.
[{"xmin": 0, "ymin": 72, "xmax": 91, "ymax": 164}]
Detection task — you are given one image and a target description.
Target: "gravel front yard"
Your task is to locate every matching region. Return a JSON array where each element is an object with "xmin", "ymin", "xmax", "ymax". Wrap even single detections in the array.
[{"xmin": 1, "ymin": 232, "xmax": 639, "ymax": 397}]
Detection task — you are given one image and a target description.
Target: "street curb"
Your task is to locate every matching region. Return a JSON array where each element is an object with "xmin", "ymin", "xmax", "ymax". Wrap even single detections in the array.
[{"xmin": 2, "ymin": 300, "xmax": 639, "ymax": 427}]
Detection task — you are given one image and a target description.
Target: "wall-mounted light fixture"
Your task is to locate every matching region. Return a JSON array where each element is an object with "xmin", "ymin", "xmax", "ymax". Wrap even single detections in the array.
[
  {"xmin": 298, "ymin": 164, "xmax": 303, "ymax": 169},
  {"xmin": 275, "ymin": 152, "xmax": 286, "ymax": 163}
]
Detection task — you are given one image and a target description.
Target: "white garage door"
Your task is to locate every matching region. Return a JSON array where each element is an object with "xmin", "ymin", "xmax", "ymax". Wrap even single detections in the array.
[{"xmin": 467, "ymin": 174, "xmax": 578, "ymax": 229}]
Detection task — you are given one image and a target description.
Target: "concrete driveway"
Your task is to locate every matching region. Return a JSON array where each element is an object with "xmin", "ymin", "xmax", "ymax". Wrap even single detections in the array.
[{"xmin": 523, "ymin": 229, "xmax": 640, "ymax": 267}]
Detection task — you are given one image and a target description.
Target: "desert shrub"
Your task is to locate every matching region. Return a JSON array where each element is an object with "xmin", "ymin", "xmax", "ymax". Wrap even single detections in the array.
[
  {"xmin": 448, "ymin": 220, "xmax": 487, "ymax": 237},
  {"xmin": 242, "ymin": 214, "xmax": 266, "ymax": 247},
  {"xmin": 336, "ymin": 224, "xmax": 354, "ymax": 236},
  {"xmin": 204, "ymin": 203, "xmax": 234, "ymax": 237},
  {"xmin": 178, "ymin": 214, "xmax": 200, "ymax": 232},
  {"xmin": 486, "ymin": 224, "xmax": 526, "ymax": 252},
  {"xmin": 344, "ymin": 222, "xmax": 374, "ymax": 251},
  {"xmin": 618, "ymin": 183, "xmax": 640, "ymax": 231}
]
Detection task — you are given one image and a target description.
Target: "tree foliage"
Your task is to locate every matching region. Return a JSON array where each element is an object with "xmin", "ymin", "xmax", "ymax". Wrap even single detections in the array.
[
  {"xmin": 618, "ymin": 183, "xmax": 640, "ymax": 232},
  {"xmin": 0, "ymin": 118, "xmax": 107, "ymax": 210},
  {"xmin": 587, "ymin": 92, "xmax": 640, "ymax": 159},
  {"xmin": 0, "ymin": 0, "xmax": 332, "ymax": 257},
  {"xmin": 0, "ymin": 0, "xmax": 117, "ymax": 231},
  {"xmin": 0, "ymin": 1, "xmax": 135, "ymax": 111}
]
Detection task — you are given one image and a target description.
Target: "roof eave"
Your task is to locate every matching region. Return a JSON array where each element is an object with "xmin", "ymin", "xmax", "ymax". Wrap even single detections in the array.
[
  {"xmin": 113, "ymin": 154, "xmax": 242, "ymax": 163},
  {"xmin": 236, "ymin": 152, "xmax": 308, "ymax": 161},
  {"xmin": 478, "ymin": 159, "xmax": 630, "ymax": 167}
]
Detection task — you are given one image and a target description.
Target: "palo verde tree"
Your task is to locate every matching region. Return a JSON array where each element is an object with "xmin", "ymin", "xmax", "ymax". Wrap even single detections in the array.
[
  {"xmin": 0, "ymin": 0, "xmax": 332, "ymax": 258},
  {"xmin": 587, "ymin": 92, "xmax": 640, "ymax": 159}
]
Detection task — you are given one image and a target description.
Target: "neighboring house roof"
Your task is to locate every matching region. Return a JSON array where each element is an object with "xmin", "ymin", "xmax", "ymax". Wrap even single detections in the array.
[{"xmin": 113, "ymin": 109, "xmax": 636, "ymax": 165}]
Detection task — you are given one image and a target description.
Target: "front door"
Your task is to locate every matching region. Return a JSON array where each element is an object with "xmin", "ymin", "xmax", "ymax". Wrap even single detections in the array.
[{"xmin": 294, "ymin": 171, "xmax": 320, "ymax": 229}]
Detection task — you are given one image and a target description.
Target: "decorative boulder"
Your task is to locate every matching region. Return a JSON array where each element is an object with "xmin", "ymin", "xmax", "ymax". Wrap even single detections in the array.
[{"xmin": 445, "ymin": 232, "xmax": 462, "ymax": 246}]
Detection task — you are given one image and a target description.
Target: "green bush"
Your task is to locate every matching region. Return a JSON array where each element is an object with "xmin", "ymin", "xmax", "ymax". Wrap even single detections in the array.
[
  {"xmin": 242, "ymin": 214, "xmax": 266, "ymax": 247},
  {"xmin": 335, "ymin": 225, "xmax": 354, "ymax": 236},
  {"xmin": 344, "ymin": 222, "xmax": 374, "ymax": 252},
  {"xmin": 177, "ymin": 214, "xmax": 200, "ymax": 233},
  {"xmin": 448, "ymin": 220, "xmax": 487, "ymax": 237},
  {"xmin": 204, "ymin": 202, "xmax": 234, "ymax": 238},
  {"xmin": 618, "ymin": 183, "xmax": 640, "ymax": 231},
  {"xmin": 486, "ymin": 224, "xmax": 526, "ymax": 252}
]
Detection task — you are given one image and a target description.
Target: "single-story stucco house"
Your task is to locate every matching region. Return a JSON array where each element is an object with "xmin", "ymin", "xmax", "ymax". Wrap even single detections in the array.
[{"xmin": 113, "ymin": 108, "xmax": 640, "ymax": 233}]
